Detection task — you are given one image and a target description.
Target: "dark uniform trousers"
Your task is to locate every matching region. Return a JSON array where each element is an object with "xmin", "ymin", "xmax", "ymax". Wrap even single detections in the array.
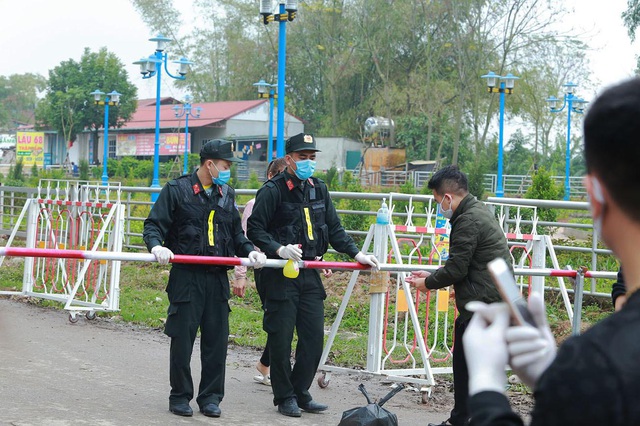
[
  {"xmin": 164, "ymin": 266, "xmax": 230, "ymax": 408},
  {"xmin": 262, "ymin": 267, "xmax": 325, "ymax": 406},
  {"xmin": 450, "ymin": 317, "xmax": 471, "ymax": 426}
]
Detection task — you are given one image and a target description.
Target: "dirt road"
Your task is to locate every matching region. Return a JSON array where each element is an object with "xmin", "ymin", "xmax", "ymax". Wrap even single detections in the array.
[{"xmin": 0, "ymin": 297, "xmax": 448, "ymax": 425}]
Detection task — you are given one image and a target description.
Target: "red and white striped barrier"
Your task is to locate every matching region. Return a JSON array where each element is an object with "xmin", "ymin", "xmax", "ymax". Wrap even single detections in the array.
[{"xmin": 0, "ymin": 247, "xmax": 618, "ymax": 279}]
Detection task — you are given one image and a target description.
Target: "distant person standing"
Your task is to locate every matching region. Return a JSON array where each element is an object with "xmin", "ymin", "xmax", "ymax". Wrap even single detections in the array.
[{"xmin": 143, "ymin": 139, "xmax": 266, "ymax": 418}]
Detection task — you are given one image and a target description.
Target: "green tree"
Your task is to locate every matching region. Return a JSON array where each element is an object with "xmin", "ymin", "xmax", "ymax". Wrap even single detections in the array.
[
  {"xmin": 35, "ymin": 48, "xmax": 138, "ymax": 146},
  {"xmin": 504, "ymin": 129, "xmax": 533, "ymax": 175},
  {"xmin": 0, "ymin": 73, "xmax": 47, "ymax": 130}
]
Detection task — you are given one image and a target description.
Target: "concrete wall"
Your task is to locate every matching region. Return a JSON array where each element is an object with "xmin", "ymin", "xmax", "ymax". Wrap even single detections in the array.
[{"xmin": 315, "ymin": 137, "xmax": 363, "ymax": 172}]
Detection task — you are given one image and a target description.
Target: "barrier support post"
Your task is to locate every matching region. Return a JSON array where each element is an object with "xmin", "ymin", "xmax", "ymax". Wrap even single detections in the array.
[{"xmin": 572, "ymin": 267, "xmax": 586, "ymax": 336}]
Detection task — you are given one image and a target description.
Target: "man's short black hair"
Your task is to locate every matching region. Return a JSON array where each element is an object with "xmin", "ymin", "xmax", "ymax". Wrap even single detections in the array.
[
  {"xmin": 583, "ymin": 78, "xmax": 640, "ymax": 223},
  {"xmin": 427, "ymin": 165, "xmax": 469, "ymax": 195}
]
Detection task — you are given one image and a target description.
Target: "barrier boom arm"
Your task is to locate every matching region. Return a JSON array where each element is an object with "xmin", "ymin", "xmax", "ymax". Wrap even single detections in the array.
[{"xmin": 0, "ymin": 247, "xmax": 617, "ymax": 279}]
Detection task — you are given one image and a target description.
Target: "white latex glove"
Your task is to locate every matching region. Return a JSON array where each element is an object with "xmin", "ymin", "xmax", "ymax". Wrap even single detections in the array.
[
  {"xmin": 151, "ymin": 245, "xmax": 174, "ymax": 265},
  {"xmin": 248, "ymin": 251, "xmax": 267, "ymax": 269},
  {"xmin": 355, "ymin": 252, "xmax": 380, "ymax": 271},
  {"xmin": 505, "ymin": 292, "xmax": 557, "ymax": 390},
  {"xmin": 277, "ymin": 244, "xmax": 303, "ymax": 262},
  {"xmin": 463, "ymin": 301, "xmax": 511, "ymax": 396}
]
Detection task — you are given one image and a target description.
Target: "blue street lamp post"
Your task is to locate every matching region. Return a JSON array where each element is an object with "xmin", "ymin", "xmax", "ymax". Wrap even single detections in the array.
[
  {"xmin": 134, "ymin": 34, "xmax": 193, "ymax": 201},
  {"xmin": 90, "ymin": 90, "xmax": 121, "ymax": 185},
  {"xmin": 253, "ymin": 79, "xmax": 276, "ymax": 163},
  {"xmin": 546, "ymin": 82, "xmax": 588, "ymax": 200},
  {"xmin": 173, "ymin": 95, "xmax": 202, "ymax": 175},
  {"xmin": 481, "ymin": 72, "xmax": 519, "ymax": 197},
  {"xmin": 260, "ymin": 1, "xmax": 298, "ymax": 158}
]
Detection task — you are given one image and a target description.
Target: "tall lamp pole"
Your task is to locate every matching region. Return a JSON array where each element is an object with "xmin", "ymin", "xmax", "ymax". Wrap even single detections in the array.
[
  {"xmin": 253, "ymin": 79, "xmax": 276, "ymax": 162},
  {"xmin": 481, "ymin": 71, "xmax": 519, "ymax": 198},
  {"xmin": 134, "ymin": 34, "xmax": 193, "ymax": 201},
  {"xmin": 546, "ymin": 82, "xmax": 588, "ymax": 200},
  {"xmin": 90, "ymin": 90, "xmax": 121, "ymax": 185},
  {"xmin": 259, "ymin": 1, "xmax": 298, "ymax": 158},
  {"xmin": 173, "ymin": 95, "xmax": 202, "ymax": 175}
]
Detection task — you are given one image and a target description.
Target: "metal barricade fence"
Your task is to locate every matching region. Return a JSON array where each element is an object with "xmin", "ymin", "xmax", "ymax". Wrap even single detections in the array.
[{"xmin": 0, "ymin": 180, "xmax": 125, "ymax": 322}]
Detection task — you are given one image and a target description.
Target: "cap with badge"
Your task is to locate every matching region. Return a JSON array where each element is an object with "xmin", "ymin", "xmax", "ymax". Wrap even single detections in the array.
[
  {"xmin": 200, "ymin": 139, "xmax": 242, "ymax": 162},
  {"xmin": 285, "ymin": 133, "xmax": 321, "ymax": 154}
]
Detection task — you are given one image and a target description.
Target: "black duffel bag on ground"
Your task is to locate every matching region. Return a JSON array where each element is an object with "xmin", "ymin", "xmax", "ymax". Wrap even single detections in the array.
[{"xmin": 338, "ymin": 383, "xmax": 405, "ymax": 426}]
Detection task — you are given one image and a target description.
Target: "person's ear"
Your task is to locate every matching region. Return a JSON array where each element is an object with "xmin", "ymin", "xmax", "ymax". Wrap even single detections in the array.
[{"xmin": 584, "ymin": 175, "xmax": 606, "ymax": 215}]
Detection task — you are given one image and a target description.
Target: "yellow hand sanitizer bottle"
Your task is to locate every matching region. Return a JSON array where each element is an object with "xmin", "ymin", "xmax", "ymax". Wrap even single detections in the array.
[{"xmin": 283, "ymin": 259, "xmax": 300, "ymax": 278}]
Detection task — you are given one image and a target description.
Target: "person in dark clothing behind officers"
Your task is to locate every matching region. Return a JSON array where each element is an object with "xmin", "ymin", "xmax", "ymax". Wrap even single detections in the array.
[
  {"xmin": 405, "ymin": 165, "xmax": 510, "ymax": 426},
  {"xmin": 247, "ymin": 133, "xmax": 380, "ymax": 418},
  {"xmin": 143, "ymin": 139, "xmax": 267, "ymax": 419},
  {"xmin": 462, "ymin": 78, "xmax": 640, "ymax": 426}
]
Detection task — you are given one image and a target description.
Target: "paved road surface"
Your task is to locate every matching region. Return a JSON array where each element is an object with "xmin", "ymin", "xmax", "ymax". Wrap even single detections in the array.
[{"xmin": 0, "ymin": 298, "xmax": 446, "ymax": 425}]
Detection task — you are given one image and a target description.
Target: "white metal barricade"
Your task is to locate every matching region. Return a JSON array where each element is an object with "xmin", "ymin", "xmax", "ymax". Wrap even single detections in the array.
[{"xmin": 0, "ymin": 179, "xmax": 124, "ymax": 322}]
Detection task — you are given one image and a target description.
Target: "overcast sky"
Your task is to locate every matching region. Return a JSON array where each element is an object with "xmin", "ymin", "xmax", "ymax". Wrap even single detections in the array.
[{"xmin": 1, "ymin": 0, "xmax": 638, "ymax": 101}]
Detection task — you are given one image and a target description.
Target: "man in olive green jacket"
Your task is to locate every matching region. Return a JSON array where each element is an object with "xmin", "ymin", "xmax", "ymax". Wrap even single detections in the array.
[{"xmin": 406, "ymin": 165, "xmax": 511, "ymax": 426}]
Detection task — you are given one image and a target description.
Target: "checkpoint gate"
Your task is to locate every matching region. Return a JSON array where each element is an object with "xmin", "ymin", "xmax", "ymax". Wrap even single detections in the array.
[
  {"xmin": 0, "ymin": 179, "xmax": 125, "ymax": 322},
  {"xmin": 318, "ymin": 194, "xmax": 547, "ymax": 400}
]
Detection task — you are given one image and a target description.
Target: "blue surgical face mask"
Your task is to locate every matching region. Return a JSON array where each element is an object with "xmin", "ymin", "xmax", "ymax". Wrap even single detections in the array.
[
  {"xmin": 210, "ymin": 161, "xmax": 231, "ymax": 186},
  {"xmin": 294, "ymin": 159, "xmax": 316, "ymax": 180}
]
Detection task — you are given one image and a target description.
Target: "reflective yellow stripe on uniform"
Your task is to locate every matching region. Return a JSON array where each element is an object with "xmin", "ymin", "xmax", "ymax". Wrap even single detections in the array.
[
  {"xmin": 303, "ymin": 207, "xmax": 314, "ymax": 241},
  {"xmin": 208, "ymin": 210, "xmax": 215, "ymax": 246}
]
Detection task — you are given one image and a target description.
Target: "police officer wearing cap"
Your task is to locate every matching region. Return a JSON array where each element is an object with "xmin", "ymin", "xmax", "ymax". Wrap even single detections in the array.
[
  {"xmin": 247, "ymin": 132, "xmax": 380, "ymax": 417},
  {"xmin": 143, "ymin": 139, "xmax": 267, "ymax": 418}
]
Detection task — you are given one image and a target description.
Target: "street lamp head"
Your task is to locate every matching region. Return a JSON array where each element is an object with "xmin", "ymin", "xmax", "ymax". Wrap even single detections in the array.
[
  {"xmin": 260, "ymin": 0, "xmax": 273, "ymax": 15},
  {"xmin": 89, "ymin": 90, "xmax": 105, "ymax": 102},
  {"xmin": 107, "ymin": 91, "xmax": 121, "ymax": 104},
  {"xmin": 133, "ymin": 58, "xmax": 150, "ymax": 75},
  {"xmin": 573, "ymin": 97, "xmax": 588, "ymax": 113},
  {"xmin": 260, "ymin": 0, "xmax": 273, "ymax": 23},
  {"xmin": 285, "ymin": 0, "xmax": 298, "ymax": 10},
  {"xmin": 149, "ymin": 34, "xmax": 172, "ymax": 52},
  {"xmin": 503, "ymin": 73, "xmax": 520, "ymax": 90},
  {"xmin": 173, "ymin": 105, "xmax": 182, "ymax": 118},
  {"xmin": 546, "ymin": 95, "xmax": 559, "ymax": 110},
  {"xmin": 285, "ymin": 0, "xmax": 298, "ymax": 20},
  {"xmin": 481, "ymin": 71, "xmax": 498, "ymax": 89},
  {"xmin": 253, "ymin": 79, "xmax": 270, "ymax": 95},
  {"xmin": 194, "ymin": 106, "xmax": 202, "ymax": 118},
  {"xmin": 564, "ymin": 81, "xmax": 578, "ymax": 94},
  {"xmin": 184, "ymin": 94, "xmax": 193, "ymax": 104},
  {"xmin": 173, "ymin": 57, "xmax": 193, "ymax": 76}
]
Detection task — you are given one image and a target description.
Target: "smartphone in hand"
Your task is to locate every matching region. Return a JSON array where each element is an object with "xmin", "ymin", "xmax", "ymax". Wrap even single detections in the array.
[{"xmin": 487, "ymin": 258, "xmax": 536, "ymax": 327}]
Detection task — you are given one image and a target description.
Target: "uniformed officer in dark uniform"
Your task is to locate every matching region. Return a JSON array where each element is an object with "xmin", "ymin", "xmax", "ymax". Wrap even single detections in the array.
[
  {"xmin": 247, "ymin": 133, "xmax": 379, "ymax": 417},
  {"xmin": 143, "ymin": 139, "xmax": 267, "ymax": 418}
]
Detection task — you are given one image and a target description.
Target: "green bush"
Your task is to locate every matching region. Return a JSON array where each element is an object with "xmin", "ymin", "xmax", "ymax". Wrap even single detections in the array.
[
  {"xmin": 11, "ymin": 159, "xmax": 24, "ymax": 181},
  {"xmin": 31, "ymin": 164, "xmax": 39, "ymax": 178},
  {"xmin": 79, "ymin": 160, "xmax": 90, "ymax": 180},
  {"xmin": 525, "ymin": 167, "xmax": 562, "ymax": 223},
  {"xmin": 247, "ymin": 172, "xmax": 261, "ymax": 189}
]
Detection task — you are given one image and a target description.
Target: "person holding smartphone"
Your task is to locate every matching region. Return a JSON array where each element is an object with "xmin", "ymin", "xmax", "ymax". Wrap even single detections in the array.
[
  {"xmin": 405, "ymin": 165, "xmax": 512, "ymax": 426},
  {"xmin": 463, "ymin": 78, "xmax": 640, "ymax": 426}
]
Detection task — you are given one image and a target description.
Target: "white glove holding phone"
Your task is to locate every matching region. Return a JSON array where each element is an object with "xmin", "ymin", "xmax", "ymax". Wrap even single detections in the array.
[
  {"xmin": 505, "ymin": 292, "xmax": 557, "ymax": 389},
  {"xmin": 463, "ymin": 301, "xmax": 511, "ymax": 395}
]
